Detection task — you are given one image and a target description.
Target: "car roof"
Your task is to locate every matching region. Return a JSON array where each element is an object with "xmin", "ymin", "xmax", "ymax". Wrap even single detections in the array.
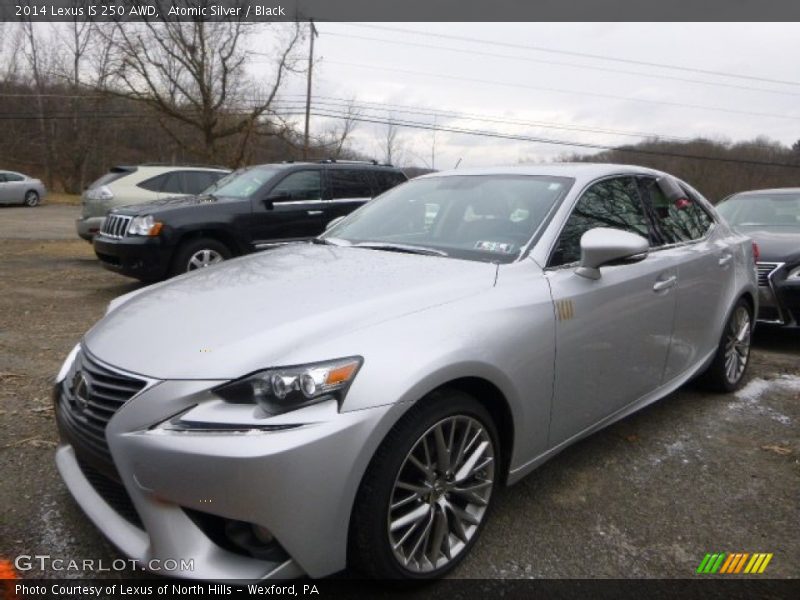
[
  {"xmin": 115, "ymin": 165, "xmax": 230, "ymax": 174},
  {"xmin": 418, "ymin": 163, "xmax": 668, "ymax": 184}
]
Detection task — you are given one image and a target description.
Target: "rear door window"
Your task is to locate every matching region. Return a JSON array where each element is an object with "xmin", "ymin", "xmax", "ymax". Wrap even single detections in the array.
[
  {"xmin": 183, "ymin": 171, "xmax": 223, "ymax": 195},
  {"xmin": 641, "ymin": 177, "xmax": 714, "ymax": 244},
  {"xmin": 329, "ymin": 169, "xmax": 376, "ymax": 199}
]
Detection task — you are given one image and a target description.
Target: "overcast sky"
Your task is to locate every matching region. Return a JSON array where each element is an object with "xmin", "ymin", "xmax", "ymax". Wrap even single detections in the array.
[{"xmin": 260, "ymin": 22, "xmax": 800, "ymax": 169}]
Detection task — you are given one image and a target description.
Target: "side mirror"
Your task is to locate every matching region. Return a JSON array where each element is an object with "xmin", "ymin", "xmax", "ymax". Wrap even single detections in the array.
[
  {"xmin": 575, "ymin": 227, "xmax": 649, "ymax": 280},
  {"xmin": 325, "ymin": 216, "xmax": 345, "ymax": 230}
]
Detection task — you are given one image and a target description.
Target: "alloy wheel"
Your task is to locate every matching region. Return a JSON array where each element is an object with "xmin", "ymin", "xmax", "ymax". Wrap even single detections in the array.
[
  {"xmin": 25, "ymin": 191, "xmax": 39, "ymax": 207},
  {"xmin": 724, "ymin": 306, "xmax": 751, "ymax": 384},
  {"xmin": 187, "ymin": 249, "xmax": 224, "ymax": 271},
  {"xmin": 387, "ymin": 415, "xmax": 495, "ymax": 573}
]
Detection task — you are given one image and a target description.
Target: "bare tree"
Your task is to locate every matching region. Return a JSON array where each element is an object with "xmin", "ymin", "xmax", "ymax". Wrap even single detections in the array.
[
  {"xmin": 317, "ymin": 98, "xmax": 361, "ymax": 159},
  {"xmin": 381, "ymin": 114, "xmax": 405, "ymax": 166},
  {"xmin": 20, "ymin": 18, "xmax": 56, "ymax": 188},
  {"xmin": 104, "ymin": 9, "xmax": 302, "ymax": 165}
]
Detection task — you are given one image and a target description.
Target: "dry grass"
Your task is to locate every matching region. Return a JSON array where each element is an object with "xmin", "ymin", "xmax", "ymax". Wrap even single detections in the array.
[{"xmin": 45, "ymin": 192, "xmax": 81, "ymax": 206}]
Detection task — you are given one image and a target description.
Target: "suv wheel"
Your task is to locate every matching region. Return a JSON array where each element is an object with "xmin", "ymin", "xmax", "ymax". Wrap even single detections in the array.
[
  {"xmin": 171, "ymin": 238, "xmax": 231, "ymax": 276},
  {"xmin": 349, "ymin": 390, "xmax": 498, "ymax": 579}
]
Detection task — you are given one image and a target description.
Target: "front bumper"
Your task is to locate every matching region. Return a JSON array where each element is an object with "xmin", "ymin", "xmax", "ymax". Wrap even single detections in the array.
[
  {"xmin": 757, "ymin": 264, "xmax": 800, "ymax": 327},
  {"xmin": 93, "ymin": 234, "xmax": 172, "ymax": 281},
  {"xmin": 76, "ymin": 216, "xmax": 105, "ymax": 241},
  {"xmin": 54, "ymin": 356, "xmax": 405, "ymax": 579}
]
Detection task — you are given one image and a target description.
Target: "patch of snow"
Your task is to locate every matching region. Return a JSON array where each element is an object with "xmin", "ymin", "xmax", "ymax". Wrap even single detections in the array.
[{"xmin": 727, "ymin": 375, "xmax": 799, "ymax": 425}]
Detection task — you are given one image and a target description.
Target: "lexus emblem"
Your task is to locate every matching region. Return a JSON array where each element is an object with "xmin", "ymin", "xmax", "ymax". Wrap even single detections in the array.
[{"xmin": 71, "ymin": 371, "xmax": 91, "ymax": 411}]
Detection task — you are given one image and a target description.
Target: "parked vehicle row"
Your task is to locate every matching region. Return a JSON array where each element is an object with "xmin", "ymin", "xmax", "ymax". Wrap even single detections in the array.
[
  {"xmin": 55, "ymin": 163, "xmax": 761, "ymax": 581},
  {"xmin": 0, "ymin": 170, "xmax": 46, "ymax": 206},
  {"xmin": 91, "ymin": 160, "xmax": 407, "ymax": 280}
]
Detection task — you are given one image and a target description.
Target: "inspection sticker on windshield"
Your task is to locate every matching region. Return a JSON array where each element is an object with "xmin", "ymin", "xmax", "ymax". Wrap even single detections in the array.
[{"xmin": 475, "ymin": 240, "xmax": 515, "ymax": 254}]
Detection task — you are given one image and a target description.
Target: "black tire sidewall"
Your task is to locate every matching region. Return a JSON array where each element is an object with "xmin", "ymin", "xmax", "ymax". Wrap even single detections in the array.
[
  {"xmin": 171, "ymin": 237, "xmax": 231, "ymax": 276},
  {"xmin": 349, "ymin": 390, "xmax": 500, "ymax": 580},
  {"xmin": 705, "ymin": 298, "xmax": 753, "ymax": 393}
]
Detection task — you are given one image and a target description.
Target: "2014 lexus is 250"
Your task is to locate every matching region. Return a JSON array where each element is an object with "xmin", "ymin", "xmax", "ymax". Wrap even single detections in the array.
[{"xmin": 54, "ymin": 164, "xmax": 758, "ymax": 580}]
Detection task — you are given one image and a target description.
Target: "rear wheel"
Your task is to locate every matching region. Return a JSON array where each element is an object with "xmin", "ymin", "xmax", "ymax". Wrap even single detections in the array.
[
  {"xmin": 170, "ymin": 237, "xmax": 231, "ymax": 276},
  {"xmin": 349, "ymin": 390, "xmax": 498, "ymax": 579},
  {"xmin": 699, "ymin": 298, "xmax": 753, "ymax": 392},
  {"xmin": 24, "ymin": 191, "xmax": 40, "ymax": 207}
]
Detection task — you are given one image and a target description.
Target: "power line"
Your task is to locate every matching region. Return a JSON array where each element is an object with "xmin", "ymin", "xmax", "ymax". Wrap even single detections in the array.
[
  {"xmin": 333, "ymin": 23, "xmax": 800, "ymax": 88},
  {"xmin": 275, "ymin": 96, "xmax": 696, "ymax": 143},
  {"xmin": 275, "ymin": 107, "xmax": 800, "ymax": 170},
  {"xmin": 321, "ymin": 30, "xmax": 800, "ymax": 99},
  {"xmin": 322, "ymin": 60, "xmax": 800, "ymax": 123}
]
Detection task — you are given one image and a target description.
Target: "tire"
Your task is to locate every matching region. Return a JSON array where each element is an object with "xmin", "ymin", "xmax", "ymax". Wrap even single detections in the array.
[
  {"xmin": 170, "ymin": 237, "xmax": 232, "ymax": 276},
  {"xmin": 698, "ymin": 298, "xmax": 753, "ymax": 393},
  {"xmin": 24, "ymin": 190, "xmax": 40, "ymax": 207},
  {"xmin": 349, "ymin": 390, "xmax": 499, "ymax": 580}
]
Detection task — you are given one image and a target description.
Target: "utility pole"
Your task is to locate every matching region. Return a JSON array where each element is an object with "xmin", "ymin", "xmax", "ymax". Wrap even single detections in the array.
[{"xmin": 303, "ymin": 20, "xmax": 318, "ymax": 160}]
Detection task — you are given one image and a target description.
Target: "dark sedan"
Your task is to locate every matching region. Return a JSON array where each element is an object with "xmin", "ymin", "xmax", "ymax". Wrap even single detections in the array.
[{"xmin": 716, "ymin": 188, "xmax": 800, "ymax": 327}]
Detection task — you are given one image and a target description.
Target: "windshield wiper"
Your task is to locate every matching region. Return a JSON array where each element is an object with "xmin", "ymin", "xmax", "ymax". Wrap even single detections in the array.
[{"xmin": 352, "ymin": 242, "xmax": 448, "ymax": 257}]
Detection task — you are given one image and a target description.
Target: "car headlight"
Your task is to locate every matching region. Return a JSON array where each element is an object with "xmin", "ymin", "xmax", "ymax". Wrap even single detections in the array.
[
  {"xmin": 214, "ymin": 357, "xmax": 362, "ymax": 416},
  {"xmin": 128, "ymin": 214, "xmax": 163, "ymax": 236},
  {"xmin": 787, "ymin": 265, "xmax": 800, "ymax": 280},
  {"xmin": 56, "ymin": 344, "xmax": 80, "ymax": 384}
]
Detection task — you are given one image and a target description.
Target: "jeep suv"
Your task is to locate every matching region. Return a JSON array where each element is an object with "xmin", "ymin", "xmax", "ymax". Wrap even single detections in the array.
[
  {"xmin": 93, "ymin": 161, "xmax": 408, "ymax": 281},
  {"xmin": 77, "ymin": 165, "xmax": 230, "ymax": 240}
]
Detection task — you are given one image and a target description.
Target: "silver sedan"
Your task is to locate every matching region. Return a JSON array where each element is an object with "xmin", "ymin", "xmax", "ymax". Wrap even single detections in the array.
[
  {"xmin": 54, "ymin": 164, "xmax": 757, "ymax": 580},
  {"xmin": 0, "ymin": 170, "xmax": 46, "ymax": 206}
]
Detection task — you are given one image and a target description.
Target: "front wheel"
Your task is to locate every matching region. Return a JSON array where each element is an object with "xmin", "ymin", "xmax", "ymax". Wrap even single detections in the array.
[
  {"xmin": 24, "ymin": 191, "xmax": 40, "ymax": 207},
  {"xmin": 349, "ymin": 390, "xmax": 499, "ymax": 579},
  {"xmin": 170, "ymin": 237, "xmax": 232, "ymax": 277},
  {"xmin": 699, "ymin": 298, "xmax": 753, "ymax": 392}
]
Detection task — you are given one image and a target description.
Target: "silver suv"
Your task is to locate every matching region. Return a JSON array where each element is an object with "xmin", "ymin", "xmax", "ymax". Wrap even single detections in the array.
[
  {"xmin": 76, "ymin": 165, "xmax": 229, "ymax": 240},
  {"xmin": 55, "ymin": 164, "xmax": 757, "ymax": 581}
]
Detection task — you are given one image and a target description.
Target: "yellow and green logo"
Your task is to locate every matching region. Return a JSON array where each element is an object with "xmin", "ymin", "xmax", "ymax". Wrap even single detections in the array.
[{"xmin": 697, "ymin": 552, "xmax": 773, "ymax": 574}]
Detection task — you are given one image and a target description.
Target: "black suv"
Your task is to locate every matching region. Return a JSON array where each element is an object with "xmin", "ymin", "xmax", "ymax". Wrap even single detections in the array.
[{"xmin": 93, "ymin": 161, "xmax": 407, "ymax": 281}]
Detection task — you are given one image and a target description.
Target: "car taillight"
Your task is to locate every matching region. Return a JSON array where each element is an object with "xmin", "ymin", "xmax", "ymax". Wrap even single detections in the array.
[{"xmin": 752, "ymin": 241, "xmax": 760, "ymax": 263}]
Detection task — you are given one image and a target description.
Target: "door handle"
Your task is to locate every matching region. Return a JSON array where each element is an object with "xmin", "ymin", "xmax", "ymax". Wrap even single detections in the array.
[
  {"xmin": 718, "ymin": 253, "xmax": 733, "ymax": 266},
  {"xmin": 307, "ymin": 210, "xmax": 323, "ymax": 216},
  {"xmin": 653, "ymin": 275, "xmax": 677, "ymax": 291}
]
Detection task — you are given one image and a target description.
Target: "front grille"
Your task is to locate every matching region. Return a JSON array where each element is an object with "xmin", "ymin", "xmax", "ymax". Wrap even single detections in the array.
[
  {"xmin": 756, "ymin": 262, "xmax": 781, "ymax": 287},
  {"xmin": 77, "ymin": 457, "xmax": 143, "ymax": 528},
  {"xmin": 57, "ymin": 350, "xmax": 147, "ymax": 462},
  {"xmin": 101, "ymin": 214, "xmax": 133, "ymax": 238}
]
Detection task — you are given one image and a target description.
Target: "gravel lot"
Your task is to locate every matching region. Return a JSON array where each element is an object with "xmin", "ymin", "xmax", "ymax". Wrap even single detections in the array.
[{"xmin": 0, "ymin": 209, "xmax": 798, "ymax": 579}]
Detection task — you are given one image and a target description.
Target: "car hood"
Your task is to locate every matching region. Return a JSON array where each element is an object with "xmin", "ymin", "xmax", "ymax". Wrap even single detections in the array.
[
  {"xmin": 113, "ymin": 194, "xmax": 229, "ymax": 216},
  {"xmin": 737, "ymin": 227, "xmax": 800, "ymax": 263},
  {"xmin": 84, "ymin": 244, "xmax": 497, "ymax": 379}
]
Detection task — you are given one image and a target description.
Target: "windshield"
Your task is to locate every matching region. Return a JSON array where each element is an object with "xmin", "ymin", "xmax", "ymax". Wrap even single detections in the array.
[
  {"xmin": 201, "ymin": 166, "xmax": 281, "ymax": 198},
  {"xmin": 717, "ymin": 193, "xmax": 800, "ymax": 229},
  {"xmin": 323, "ymin": 174, "xmax": 574, "ymax": 262}
]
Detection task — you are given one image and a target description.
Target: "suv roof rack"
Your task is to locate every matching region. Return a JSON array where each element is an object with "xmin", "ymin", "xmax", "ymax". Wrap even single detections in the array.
[
  {"xmin": 316, "ymin": 159, "xmax": 395, "ymax": 167},
  {"xmin": 279, "ymin": 159, "xmax": 396, "ymax": 167}
]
